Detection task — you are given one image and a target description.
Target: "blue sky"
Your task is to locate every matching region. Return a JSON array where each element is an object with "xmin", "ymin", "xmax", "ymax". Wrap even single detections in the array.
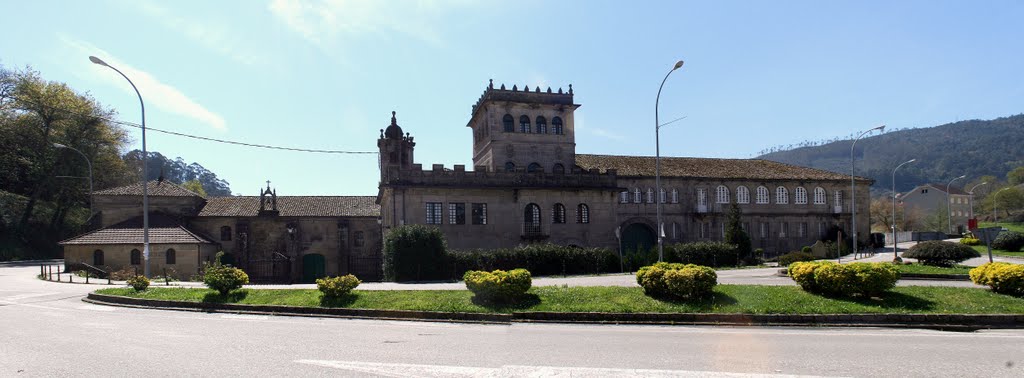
[{"xmin": 2, "ymin": 0, "xmax": 1022, "ymax": 196}]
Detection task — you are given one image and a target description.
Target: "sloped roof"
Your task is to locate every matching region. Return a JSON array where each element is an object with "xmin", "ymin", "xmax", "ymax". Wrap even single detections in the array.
[
  {"xmin": 59, "ymin": 213, "xmax": 212, "ymax": 245},
  {"xmin": 919, "ymin": 183, "xmax": 968, "ymax": 195},
  {"xmin": 93, "ymin": 180, "xmax": 205, "ymax": 198},
  {"xmin": 197, "ymin": 196, "xmax": 379, "ymax": 217},
  {"xmin": 574, "ymin": 154, "xmax": 871, "ymax": 182}
]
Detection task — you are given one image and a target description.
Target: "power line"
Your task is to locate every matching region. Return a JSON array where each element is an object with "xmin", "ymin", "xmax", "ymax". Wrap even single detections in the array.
[{"xmin": 1, "ymin": 94, "xmax": 378, "ymax": 155}]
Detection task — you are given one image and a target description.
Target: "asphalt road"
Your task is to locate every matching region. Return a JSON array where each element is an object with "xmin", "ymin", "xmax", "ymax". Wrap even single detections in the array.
[{"xmin": 2, "ymin": 263, "xmax": 1024, "ymax": 377}]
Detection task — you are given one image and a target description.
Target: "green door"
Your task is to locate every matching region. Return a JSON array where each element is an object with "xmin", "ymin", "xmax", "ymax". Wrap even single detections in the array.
[
  {"xmin": 621, "ymin": 223, "xmax": 656, "ymax": 254},
  {"xmin": 302, "ymin": 254, "xmax": 326, "ymax": 283}
]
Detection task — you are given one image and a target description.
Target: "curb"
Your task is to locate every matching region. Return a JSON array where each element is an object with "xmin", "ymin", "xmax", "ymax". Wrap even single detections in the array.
[{"xmin": 85, "ymin": 293, "xmax": 1024, "ymax": 330}]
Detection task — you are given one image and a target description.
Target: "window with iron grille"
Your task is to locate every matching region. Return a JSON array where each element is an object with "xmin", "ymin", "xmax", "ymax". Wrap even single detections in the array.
[
  {"xmin": 524, "ymin": 203, "xmax": 542, "ymax": 235},
  {"xmin": 519, "ymin": 115, "xmax": 531, "ymax": 133},
  {"xmin": 425, "ymin": 202, "xmax": 443, "ymax": 224},
  {"xmin": 472, "ymin": 203, "xmax": 487, "ymax": 225},
  {"xmin": 552, "ymin": 203, "xmax": 566, "ymax": 224},
  {"xmin": 449, "ymin": 203, "xmax": 465, "ymax": 225},
  {"xmin": 552, "ymin": 117, "xmax": 563, "ymax": 134},
  {"xmin": 576, "ymin": 204, "xmax": 590, "ymax": 224},
  {"xmin": 536, "ymin": 116, "xmax": 547, "ymax": 134},
  {"xmin": 503, "ymin": 114, "xmax": 514, "ymax": 132}
]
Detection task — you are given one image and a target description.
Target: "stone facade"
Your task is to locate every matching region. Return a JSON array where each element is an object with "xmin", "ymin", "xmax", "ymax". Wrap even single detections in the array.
[
  {"xmin": 378, "ymin": 81, "xmax": 873, "ymax": 255},
  {"xmin": 900, "ymin": 183, "xmax": 973, "ymax": 234}
]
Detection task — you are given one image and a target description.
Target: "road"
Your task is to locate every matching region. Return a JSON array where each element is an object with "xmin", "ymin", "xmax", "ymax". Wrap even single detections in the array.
[{"xmin": 3, "ymin": 263, "xmax": 1024, "ymax": 377}]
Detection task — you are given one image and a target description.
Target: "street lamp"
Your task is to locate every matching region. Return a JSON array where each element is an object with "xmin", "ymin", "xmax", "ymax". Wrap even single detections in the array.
[
  {"xmin": 968, "ymin": 182, "xmax": 988, "ymax": 222},
  {"xmin": 946, "ymin": 175, "xmax": 966, "ymax": 235},
  {"xmin": 90, "ymin": 55, "xmax": 151, "ymax": 278},
  {"xmin": 994, "ymin": 187, "xmax": 1011, "ymax": 224},
  {"xmin": 891, "ymin": 158, "xmax": 915, "ymax": 259},
  {"xmin": 850, "ymin": 125, "xmax": 885, "ymax": 256},
  {"xmin": 52, "ymin": 143, "xmax": 94, "ymax": 221},
  {"xmin": 655, "ymin": 59, "xmax": 684, "ymax": 262}
]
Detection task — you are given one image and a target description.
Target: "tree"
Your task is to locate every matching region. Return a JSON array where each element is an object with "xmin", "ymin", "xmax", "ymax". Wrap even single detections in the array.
[
  {"xmin": 723, "ymin": 204, "xmax": 752, "ymax": 264},
  {"xmin": 870, "ymin": 197, "xmax": 894, "ymax": 233},
  {"xmin": 181, "ymin": 180, "xmax": 207, "ymax": 197},
  {"xmin": 1008, "ymin": 166, "xmax": 1024, "ymax": 186}
]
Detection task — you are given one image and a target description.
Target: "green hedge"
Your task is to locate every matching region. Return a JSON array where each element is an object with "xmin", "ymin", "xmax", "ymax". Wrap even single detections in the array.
[
  {"xmin": 788, "ymin": 261, "xmax": 899, "ymax": 297},
  {"xmin": 383, "ymin": 225, "xmax": 448, "ymax": 281},
  {"xmin": 778, "ymin": 251, "xmax": 816, "ymax": 267},
  {"xmin": 463, "ymin": 269, "xmax": 532, "ymax": 301},
  {"xmin": 636, "ymin": 262, "xmax": 717, "ymax": 299},
  {"xmin": 448, "ymin": 244, "xmax": 619, "ymax": 279},
  {"xmin": 203, "ymin": 265, "xmax": 249, "ymax": 295},
  {"xmin": 902, "ymin": 241, "xmax": 980, "ymax": 267},
  {"xmin": 970, "ymin": 262, "xmax": 1024, "ymax": 296},
  {"xmin": 664, "ymin": 242, "xmax": 739, "ymax": 267},
  {"xmin": 992, "ymin": 231, "xmax": 1024, "ymax": 252},
  {"xmin": 316, "ymin": 275, "xmax": 361, "ymax": 298}
]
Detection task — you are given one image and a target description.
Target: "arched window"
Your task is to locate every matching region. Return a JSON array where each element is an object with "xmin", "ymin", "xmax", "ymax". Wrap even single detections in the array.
[
  {"xmin": 552, "ymin": 203, "xmax": 566, "ymax": 224},
  {"xmin": 671, "ymin": 188, "xmax": 679, "ymax": 203},
  {"xmin": 130, "ymin": 249, "xmax": 141, "ymax": 265},
  {"xmin": 524, "ymin": 203, "xmax": 541, "ymax": 235},
  {"xmin": 659, "ymin": 188, "xmax": 666, "ymax": 203},
  {"xmin": 220, "ymin": 226, "xmax": 232, "ymax": 241},
  {"xmin": 166, "ymin": 248, "xmax": 176, "ymax": 265},
  {"xmin": 503, "ymin": 114, "xmax": 514, "ymax": 132},
  {"xmin": 576, "ymin": 204, "xmax": 590, "ymax": 224},
  {"xmin": 552, "ymin": 163, "xmax": 565, "ymax": 174},
  {"xmin": 619, "ymin": 191, "xmax": 629, "ymax": 203},
  {"xmin": 814, "ymin": 187, "xmax": 826, "ymax": 204},
  {"xmin": 519, "ymin": 115, "xmax": 531, "ymax": 133},
  {"xmin": 552, "ymin": 117, "xmax": 563, "ymax": 135},
  {"xmin": 646, "ymin": 188, "xmax": 654, "ymax": 203},
  {"xmin": 737, "ymin": 186, "xmax": 750, "ymax": 204},
  {"xmin": 834, "ymin": 190, "xmax": 843, "ymax": 210},
  {"xmin": 634, "ymin": 188, "xmax": 642, "ymax": 203},
  {"xmin": 536, "ymin": 116, "xmax": 547, "ymax": 134},
  {"xmin": 776, "ymin": 187, "xmax": 789, "ymax": 204},
  {"xmin": 527, "ymin": 162, "xmax": 542, "ymax": 173},
  {"xmin": 504, "ymin": 162, "xmax": 516, "ymax": 172},
  {"xmin": 93, "ymin": 250, "xmax": 104, "ymax": 266},
  {"xmin": 716, "ymin": 185, "xmax": 730, "ymax": 204},
  {"xmin": 795, "ymin": 187, "xmax": 808, "ymax": 204},
  {"xmin": 756, "ymin": 186, "xmax": 769, "ymax": 204}
]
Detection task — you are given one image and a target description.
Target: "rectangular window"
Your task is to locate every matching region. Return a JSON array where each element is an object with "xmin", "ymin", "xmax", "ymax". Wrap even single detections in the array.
[
  {"xmin": 620, "ymin": 191, "xmax": 629, "ymax": 203},
  {"xmin": 799, "ymin": 222, "xmax": 808, "ymax": 238},
  {"xmin": 354, "ymin": 231, "xmax": 365, "ymax": 247},
  {"xmin": 780, "ymin": 222, "xmax": 789, "ymax": 238},
  {"xmin": 760, "ymin": 222, "xmax": 769, "ymax": 239},
  {"xmin": 425, "ymin": 202, "xmax": 443, "ymax": 224},
  {"xmin": 448, "ymin": 203, "xmax": 466, "ymax": 225},
  {"xmin": 700, "ymin": 222, "xmax": 709, "ymax": 239},
  {"xmin": 742, "ymin": 222, "xmax": 749, "ymax": 232},
  {"xmin": 471, "ymin": 203, "xmax": 488, "ymax": 225}
]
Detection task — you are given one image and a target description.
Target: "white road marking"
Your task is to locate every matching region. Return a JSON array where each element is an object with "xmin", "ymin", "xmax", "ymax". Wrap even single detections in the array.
[
  {"xmin": 221, "ymin": 314, "xmax": 269, "ymax": 321},
  {"xmin": 294, "ymin": 360, "xmax": 844, "ymax": 377},
  {"xmin": 77, "ymin": 304, "xmax": 116, "ymax": 312},
  {"xmin": 0, "ymin": 292, "xmax": 59, "ymax": 302}
]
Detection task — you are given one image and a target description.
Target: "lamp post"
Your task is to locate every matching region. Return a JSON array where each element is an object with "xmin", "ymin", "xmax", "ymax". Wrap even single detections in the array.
[
  {"xmin": 52, "ymin": 143, "xmax": 94, "ymax": 221},
  {"xmin": 891, "ymin": 158, "xmax": 915, "ymax": 259},
  {"xmin": 968, "ymin": 182, "xmax": 987, "ymax": 223},
  {"xmin": 655, "ymin": 59, "xmax": 684, "ymax": 262},
  {"xmin": 946, "ymin": 175, "xmax": 966, "ymax": 235},
  {"xmin": 850, "ymin": 125, "xmax": 885, "ymax": 257},
  {"xmin": 994, "ymin": 187, "xmax": 1011, "ymax": 224},
  {"xmin": 90, "ymin": 55, "xmax": 150, "ymax": 278}
]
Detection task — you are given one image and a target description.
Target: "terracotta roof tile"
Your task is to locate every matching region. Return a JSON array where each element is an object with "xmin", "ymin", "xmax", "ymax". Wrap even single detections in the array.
[
  {"xmin": 575, "ymin": 154, "xmax": 871, "ymax": 182},
  {"xmin": 197, "ymin": 196, "xmax": 379, "ymax": 217},
  {"xmin": 59, "ymin": 213, "xmax": 212, "ymax": 245},
  {"xmin": 93, "ymin": 180, "xmax": 205, "ymax": 198}
]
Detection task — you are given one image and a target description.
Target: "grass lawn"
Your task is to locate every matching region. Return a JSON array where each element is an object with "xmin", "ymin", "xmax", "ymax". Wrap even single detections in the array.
[
  {"xmin": 970, "ymin": 245, "xmax": 1024, "ymax": 259},
  {"xmin": 978, "ymin": 222, "xmax": 1024, "ymax": 233},
  {"xmin": 895, "ymin": 263, "xmax": 972, "ymax": 275},
  {"xmin": 95, "ymin": 285, "xmax": 1024, "ymax": 315}
]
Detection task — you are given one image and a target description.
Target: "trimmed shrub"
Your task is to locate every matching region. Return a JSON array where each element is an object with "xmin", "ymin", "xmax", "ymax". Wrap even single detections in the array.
[
  {"xmin": 665, "ymin": 242, "xmax": 739, "ymax": 267},
  {"xmin": 971, "ymin": 263, "xmax": 1024, "ymax": 296},
  {"xmin": 992, "ymin": 231, "xmax": 1024, "ymax": 252},
  {"xmin": 384, "ymin": 225, "xmax": 448, "ymax": 281},
  {"xmin": 204, "ymin": 265, "xmax": 249, "ymax": 295},
  {"xmin": 902, "ymin": 241, "xmax": 980, "ymax": 267},
  {"xmin": 778, "ymin": 251, "xmax": 815, "ymax": 267},
  {"xmin": 316, "ymin": 275, "xmax": 361, "ymax": 298},
  {"xmin": 127, "ymin": 275, "xmax": 149, "ymax": 292},
  {"xmin": 463, "ymin": 269, "xmax": 532, "ymax": 301},
  {"xmin": 448, "ymin": 244, "xmax": 618, "ymax": 278},
  {"xmin": 788, "ymin": 261, "xmax": 899, "ymax": 297},
  {"xmin": 801, "ymin": 246, "xmax": 813, "ymax": 254},
  {"xmin": 636, "ymin": 262, "xmax": 717, "ymax": 299},
  {"xmin": 959, "ymin": 237, "xmax": 982, "ymax": 246}
]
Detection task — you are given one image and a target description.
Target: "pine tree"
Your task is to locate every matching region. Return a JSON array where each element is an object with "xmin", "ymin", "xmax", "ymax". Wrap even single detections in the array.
[{"xmin": 724, "ymin": 204, "xmax": 753, "ymax": 264}]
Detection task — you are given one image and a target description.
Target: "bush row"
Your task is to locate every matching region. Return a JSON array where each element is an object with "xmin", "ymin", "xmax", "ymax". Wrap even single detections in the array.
[
  {"xmin": 778, "ymin": 251, "xmax": 816, "ymax": 267},
  {"xmin": 664, "ymin": 242, "xmax": 741, "ymax": 267},
  {"xmin": 788, "ymin": 261, "xmax": 899, "ymax": 297},
  {"xmin": 992, "ymin": 231, "xmax": 1024, "ymax": 252},
  {"xmin": 449, "ymin": 245, "xmax": 618, "ymax": 279},
  {"xmin": 463, "ymin": 269, "xmax": 532, "ymax": 302},
  {"xmin": 959, "ymin": 237, "xmax": 982, "ymax": 246},
  {"xmin": 970, "ymin": 263, "xmax": 1024, "ymax": 296},
  {"xmin": 902, "ymin": 241, "xmax": 980, "ymax": 267},
  {"xmin": 636, "ymin": 262, "xmax": 717, "ymax": 299}
]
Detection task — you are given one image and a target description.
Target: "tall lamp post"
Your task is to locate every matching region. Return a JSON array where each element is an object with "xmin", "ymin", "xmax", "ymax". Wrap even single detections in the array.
[
  {"xmin": 90, "ymin": 55, "xmax": 151, "ymax": 278},
  {"xmin": 655, "ymin": 59, "xmax": 684, "ymax": 262},
  {"xmin": 891, "ymin": 158, "xmax": 915, "ymax": 259},
  {"xmin": 946, "ymin": 175, "xmax": 966, "ymax": 235},
  {"xmin": 850, "ymin": 125, "xmax": 885, "ymax": 256},
  {"xmin": 52, "ymin": 143, "xmax": 94, "ymax": 221},
  {"xmin": 968, "ymin": 182, "xmax": 988, "ymax": 224},
  {"xmin": 994, "ymin": 187, "xmax": 1011, "ymax": 224}
]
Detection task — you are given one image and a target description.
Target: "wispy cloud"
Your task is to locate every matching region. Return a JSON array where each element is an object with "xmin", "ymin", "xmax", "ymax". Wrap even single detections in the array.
[
  {"xmin": 267, "ymin": 0, "xmax": 472, "ymax": 50},
  {"xmin": 61, "ymin": 36, "xmax": 228, "ymax": 131},
  {"xmin": 130, "ymin": 1, "xmax": 271, "ymax": 68}
]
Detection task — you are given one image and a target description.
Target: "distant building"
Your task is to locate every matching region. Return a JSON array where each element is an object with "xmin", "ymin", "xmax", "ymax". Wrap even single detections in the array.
[{"xmin": 899, "ymin": 183, "xmax": 972, "ymax": 234}]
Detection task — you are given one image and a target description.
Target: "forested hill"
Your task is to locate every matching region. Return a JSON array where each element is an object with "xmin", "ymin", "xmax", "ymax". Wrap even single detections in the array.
[
  {"xmin": 758, "ymin": 114, "xmax": 1024, "ymax": 192},
  {"xmin": 122, "ymin": 150, "xmax": 232, "ymax": 197}
]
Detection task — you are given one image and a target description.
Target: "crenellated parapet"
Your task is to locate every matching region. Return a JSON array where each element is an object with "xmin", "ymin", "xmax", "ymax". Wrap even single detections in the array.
[
  {"xmin": 381, "ymin": 163, "xmax": 619, "ymax": 189},
  {"xmin": 469, "ymin": 79, "xmax": 575, "ymax": 121}
]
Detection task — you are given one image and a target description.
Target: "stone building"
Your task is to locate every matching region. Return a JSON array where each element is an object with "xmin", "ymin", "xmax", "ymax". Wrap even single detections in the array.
[
  {"xmin": 900, "ymin": 183, "xmax": 972, "ymax": 234},
  {"xmin": 377, "ymin": 81, "xmax": 873, "ymax": 256},
  {"xmin": 61, "ymin": 181, "xmax": 381, "ymax": 282}
]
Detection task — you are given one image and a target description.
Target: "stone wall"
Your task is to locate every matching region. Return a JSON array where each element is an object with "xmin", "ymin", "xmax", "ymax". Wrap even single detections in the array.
[{"xmin": 63, "ymin": 243, "xmax": 216, "ymax": 279}]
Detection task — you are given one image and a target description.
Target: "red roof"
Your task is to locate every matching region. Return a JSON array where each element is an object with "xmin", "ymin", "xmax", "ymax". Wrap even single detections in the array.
[{"xmin": 59, "ymin": 213, "xmax": 212, "ymax": 245}]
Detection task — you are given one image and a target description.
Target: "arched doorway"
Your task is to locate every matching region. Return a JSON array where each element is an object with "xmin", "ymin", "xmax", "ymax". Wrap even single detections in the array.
[
  {"xmin": 301, "ymin": 254, "xmax": 326, "ymax": 283},
  {"xmin": 621, "ymin": 223, "xmax": 656, "ymax": 254}
]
